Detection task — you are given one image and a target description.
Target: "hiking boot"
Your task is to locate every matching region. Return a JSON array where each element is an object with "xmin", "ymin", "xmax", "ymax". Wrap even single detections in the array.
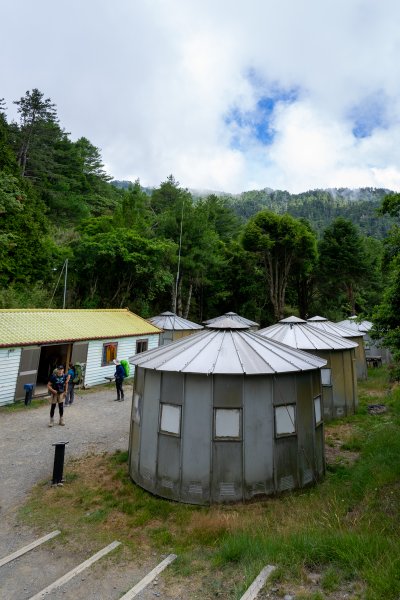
[
  {"xmin": 59, "ymin": 417, "xmax": 65, "ymax": 426},
  {"xmin": 49, "ymin": 418, "xmax": 54, "ymax": 427}
]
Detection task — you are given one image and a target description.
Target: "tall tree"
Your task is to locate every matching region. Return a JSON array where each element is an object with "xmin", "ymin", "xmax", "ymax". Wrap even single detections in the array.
[
  {"xmin": 13, "ymin": 88, "xmax": 57, "ymax": 176},
  {"xmin": 317, "ymin": 218, "xmax": 370, "ymax": 315},
  {"xmin": 242, "ymin": 210, "xmax": 317, "ymax": 320}
]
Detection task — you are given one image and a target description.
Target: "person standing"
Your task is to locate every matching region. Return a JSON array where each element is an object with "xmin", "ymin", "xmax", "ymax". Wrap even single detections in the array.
[
  {"xmin": 65, "ymin": 363, "xmax": 75, "ymax": 406},
  {"xmin": 47, "ymin": 365, "xmax": 67, "ymax": 426},
  {"xmin": 113, "ymin": 359, "xmax": 125, "ymax": 401}
]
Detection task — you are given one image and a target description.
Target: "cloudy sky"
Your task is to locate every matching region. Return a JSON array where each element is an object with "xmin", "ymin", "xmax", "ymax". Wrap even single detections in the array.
[{"xmin": 2, "ymin": 0, "xmax": 400, "ymax": 193}]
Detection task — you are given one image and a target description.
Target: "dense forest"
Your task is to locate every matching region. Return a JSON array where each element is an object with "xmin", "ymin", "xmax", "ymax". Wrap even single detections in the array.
[{"xmin": 1, "ymin": 88, "xmax": 400, "ymax": 360}]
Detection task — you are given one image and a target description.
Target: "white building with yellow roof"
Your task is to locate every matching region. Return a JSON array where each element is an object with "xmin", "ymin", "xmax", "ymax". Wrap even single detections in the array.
[{"xmin": 0, "ymin": 309, "xmax": 161, "ymax": 405}]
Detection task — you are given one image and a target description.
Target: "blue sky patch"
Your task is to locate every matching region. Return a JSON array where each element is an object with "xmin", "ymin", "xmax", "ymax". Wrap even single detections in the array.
[
  {"xmin": 225, "ymin": 74, "xmax": 298, "ymax": 149},
  {"xmin": 350, "ymin": 92, "xmax": 388, "ymax": 139}
]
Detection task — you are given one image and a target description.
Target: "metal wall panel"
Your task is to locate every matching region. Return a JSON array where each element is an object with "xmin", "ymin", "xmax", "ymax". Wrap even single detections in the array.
[
  {"xmin": 243, "ymin": 377, "xmax": 274, "ymax": 498},
  {"xmin": 213, "ymin": 374, "xmax": 243, "ymax": 407},
  {"xmin": 129, "ymin": 423, "xmax": 140, "ymax": 479},
  {"xmin": 181, "ymin": 374, "xmax": 212, "ymax": 504},
  {"xmin": 331, "ymin": 351, "xmax": 348, "ymax": 418},
  {"xmin": 273, "ymin": 374, "xmax": 296, "ymax": 406},
  {"xmin": 15, "ymin": 346, "xmax": 41, "ymax": 400},
  {"xmin": 296, "ymin": 372, "xmax": 317, "ymax": 486},
  {"xmin": 212, "ymin": 442, "xmax": 243, "ymax": 502},
  {"xmin": 136, "ymin": 370, "xmax": 161, "ymax": 492},
  {"xmin": 322, "ymin": 384, "xmax": 334, "ymax": 419},
  {"xmin": 274, "ymin": 436, "xmax": 299, "ymax": 492},
  {"xmin": 157, "ymin": 434, "xmax": 181, "ymax": 499},
  {"xmin": 0, "ymin": 348, "xmax": 21, "ymax": 406},
  {"xmin": 352, "ymin": 336, "xmax": 367, "ymax": 379},
  {"xmin": 315, "ymin": 425, "xmax": 325, "ymax": 477},
  {"xmin": 161, "ymin": 372, "xmax": 184, "ymax": 405}
]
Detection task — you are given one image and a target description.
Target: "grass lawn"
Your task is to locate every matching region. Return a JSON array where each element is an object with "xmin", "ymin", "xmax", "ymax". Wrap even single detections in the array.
[{"xmin": 19, "ymin": 367, "xmax": 400, "ymax": 599}]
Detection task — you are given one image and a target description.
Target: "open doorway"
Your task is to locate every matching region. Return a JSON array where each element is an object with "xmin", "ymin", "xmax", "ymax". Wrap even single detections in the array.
[{"xmin": 35, "ymin": 343, "xmax": 72, "ymax": 395}]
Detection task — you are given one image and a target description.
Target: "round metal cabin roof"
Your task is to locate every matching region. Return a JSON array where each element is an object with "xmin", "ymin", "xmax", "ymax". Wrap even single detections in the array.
[
  {"xmin": 307, "ymin": 316, "xmax": 363, "ymax": 339},
  {"xmin": 148, "ymin": 311, "xmax": 203, "ymax": 331},
  {"xmin": 129, "ymin": 328, "xmax": 327, "ymax": 375},
  {"xmin": 337, "ymin": 316, "xmax": 372, "ymax": 333},
  {"xmin": 203, "ymin": 312, "xmax": 259, "ymax": 327},
  {"xmin": 258, "ymin": 316, "xmax": 358, "ymax": 350}
]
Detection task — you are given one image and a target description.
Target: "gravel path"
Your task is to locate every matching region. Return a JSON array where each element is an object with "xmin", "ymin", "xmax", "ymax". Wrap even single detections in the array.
[
  {"xmin": 0, "ymin": 386, "xmax": 185, "ymax": 600},
  {"xmin": 0, "ymin": 384, "xmax": 132, "ymax": 518}
]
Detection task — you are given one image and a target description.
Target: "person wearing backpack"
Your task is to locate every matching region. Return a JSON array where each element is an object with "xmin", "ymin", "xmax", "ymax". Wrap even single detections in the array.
[
  {"xmin": 47, "ymin": 365, "xmax": 67, "ymax": 426},
  {"xmin": 113, "ymin": 359, "xmax": 125, "ymax": 401},
  {"xmin": 65, "ymin": 363, "xmax": 76, "ymax": 406}
]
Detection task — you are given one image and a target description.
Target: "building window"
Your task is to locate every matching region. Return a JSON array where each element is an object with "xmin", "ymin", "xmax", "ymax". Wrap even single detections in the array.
[
  {"xmin": 275, "ymin": 404, "xmax": 296, "ymax": 437},
  {"xmin": 133, "ymin": 392, "xmax": 141, "ymax": 424},
  {"xmin": 136, "ymin": 339, "xmax": 148, "ymax": 354},
  {"xmin": 321, "ymin": 368, "xmax": 332, "ymax": 386},
  {"xmin": 314, "ymin": 395, "xmax": 322, "ymax": 425},
  {"xmin": 102, "ymin": 342, "xmax": 118, "ymax": 366},
  {"xmin": 214, "ymin": 408, "xmax": 241, "ymax": 440},
  {"xmin": 160, "ymin": 403, "xmax": 181, "ymax": 436}
]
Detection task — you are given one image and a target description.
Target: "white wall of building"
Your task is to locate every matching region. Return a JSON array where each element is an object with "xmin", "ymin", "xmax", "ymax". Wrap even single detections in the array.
[
  {"xmin": 84, "ymin": 334, "xmax": 159, "ymax": 387},
  {"xmin": 0, "ymin": 347, "xmax": 21, "ymax": 406}
]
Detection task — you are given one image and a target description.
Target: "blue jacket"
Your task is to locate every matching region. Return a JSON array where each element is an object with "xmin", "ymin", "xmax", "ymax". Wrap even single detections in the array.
[{"xmin": 115, "ymin": 364, "xmax": 125, "ymax": 380}]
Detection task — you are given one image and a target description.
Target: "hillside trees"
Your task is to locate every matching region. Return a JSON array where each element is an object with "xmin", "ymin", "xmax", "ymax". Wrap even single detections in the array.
[
  {"xmin": 373, "ymin": 193, "xmax": 400, "ymax": 361},
  {"xmin": 242, "ymin": 210, "xmax": 317, "ymax": 320},
  {"xmin": 317, "ymin": 218, "xmax": 372, "ymax": 315},
  {"xmin": 71, "ymin": 221, "xmax": 175, "ymax": 312}
]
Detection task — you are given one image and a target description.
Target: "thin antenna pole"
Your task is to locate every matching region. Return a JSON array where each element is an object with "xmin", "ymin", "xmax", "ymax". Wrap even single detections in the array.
[
  {"xmin": 174, "ymin": 200, "xmax": 184, "ymax": 315},
  {"xmin": 49, "ymin": 261, "xmax": 65, "ymax": 308},
  {"xmin": 63, "ymin": 259, "xmax": 68, "ymax": 309}
]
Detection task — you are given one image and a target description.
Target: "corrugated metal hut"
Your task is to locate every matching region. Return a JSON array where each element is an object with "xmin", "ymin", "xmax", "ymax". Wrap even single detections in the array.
[
  {"xmin": 259, "ymin": 316, "xmax": 358, "ymax": 420},
  {"xmin": 0, "ymin": 309, "xmax": 160, "ymax": 406},
  {"xmin": 128, "ymin": 318, "xmax": 327, "ymax": 505},
  {"xmin": 307, "ymin": 315, "xmax": 367, "ymax": 380},
  {"xmin": 147, "ymin": 311, "xmax": 203, "ymax": 345},
  {"xmin": 337, "ymin": 316, "xmax": 392, "ymax": 364},
  {"xmin": 203, "ymin": 311, "xmax": 259, "ymax": 331}
]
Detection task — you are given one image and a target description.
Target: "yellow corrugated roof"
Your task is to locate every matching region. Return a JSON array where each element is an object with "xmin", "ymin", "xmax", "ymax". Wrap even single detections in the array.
[{"xmin": 0, "ymin": 309, "xmax": 161, "ymax": 348}]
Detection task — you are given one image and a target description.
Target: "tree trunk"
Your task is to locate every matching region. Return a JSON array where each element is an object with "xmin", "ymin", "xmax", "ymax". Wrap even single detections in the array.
[{"xmin": 183, "ymin": 281, "xmax": 193, "ymax": 319}]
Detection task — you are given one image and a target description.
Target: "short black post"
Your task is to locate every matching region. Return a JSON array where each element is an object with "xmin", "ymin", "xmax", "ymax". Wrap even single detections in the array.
[{"xmin": 52, "ymin": 441, "xmax": 69, "ymax": 486}]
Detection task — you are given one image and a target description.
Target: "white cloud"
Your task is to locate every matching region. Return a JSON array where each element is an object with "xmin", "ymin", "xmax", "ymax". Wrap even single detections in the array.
[{"xmin": 2, "ymin": 0, "xmax": 400, "ymax": 193}]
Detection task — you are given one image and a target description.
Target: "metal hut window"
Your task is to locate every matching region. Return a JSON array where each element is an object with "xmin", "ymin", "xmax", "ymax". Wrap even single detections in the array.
[
  {"xmin": 314, "ymin": 395, "xmax": 322, "ymax": 426},
  {"xmin": 102, "ymin": 342, "xmax": 118, "ymax": 366},
  {"xmin": 274, "ymin": 404, "xmax": 296, "ymax": 437},
  {"xmin": 321, "ymin": 368, "xmax": 332, "ymax": 386},
  {"xmin": 214, "ymin": 408, "xmax": 242, "ymax": 440},
  {"xmin": 160, "ymin": 403, "xmax": 181, "ymax": 436},
  {"xmin": 133, "ymin": 392, "xmax": 141, "ymax": 424}
]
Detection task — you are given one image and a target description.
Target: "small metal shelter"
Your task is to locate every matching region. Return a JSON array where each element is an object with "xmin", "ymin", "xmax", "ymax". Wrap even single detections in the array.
[
  {"xmin": 337, "ymin": 316, "xmax": 392, "ymax": 365},
  {"xmin": 203, "ymin": 311, "xmax": 259, "ymax": 331},
  {"xmin": 148, "ymin": 311, "xmax": 203, "ymax": 346},
  {"xmin": 259, "ymin": 316, "xmax": 358, "ymax": 420},
  {"xmin": 128, "ymin": 318, "xmax": 327, "ymax": 505},
  {"xmin": 307, "ymin": 315, "xmax": 367, "ymax": 380}
]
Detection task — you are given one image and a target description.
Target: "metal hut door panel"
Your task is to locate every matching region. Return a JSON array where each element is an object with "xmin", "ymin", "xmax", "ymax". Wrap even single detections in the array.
[
  {"xmin": 15, "ymin": 346, "xmax": 41, "ymax": 401},
  {"xmin": 181, "ymin": 374, "xmax": 212, "ymax": 504},
  {"xmin": 137, "ymin": 371, "xmax": 161, "ymax": 493},
  {"xmin": 243, "ymin": 377, "xmax": 274, "ymax": 498}
]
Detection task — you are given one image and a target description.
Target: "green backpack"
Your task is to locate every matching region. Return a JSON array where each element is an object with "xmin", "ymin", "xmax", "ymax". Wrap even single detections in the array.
[
  {"xmin": 120, "ymin": 359, "xmax": 130, "ymax": 378},
  {"xmin": 73, "ymin": 363, "xmax": 83, "ymax": 384}
]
